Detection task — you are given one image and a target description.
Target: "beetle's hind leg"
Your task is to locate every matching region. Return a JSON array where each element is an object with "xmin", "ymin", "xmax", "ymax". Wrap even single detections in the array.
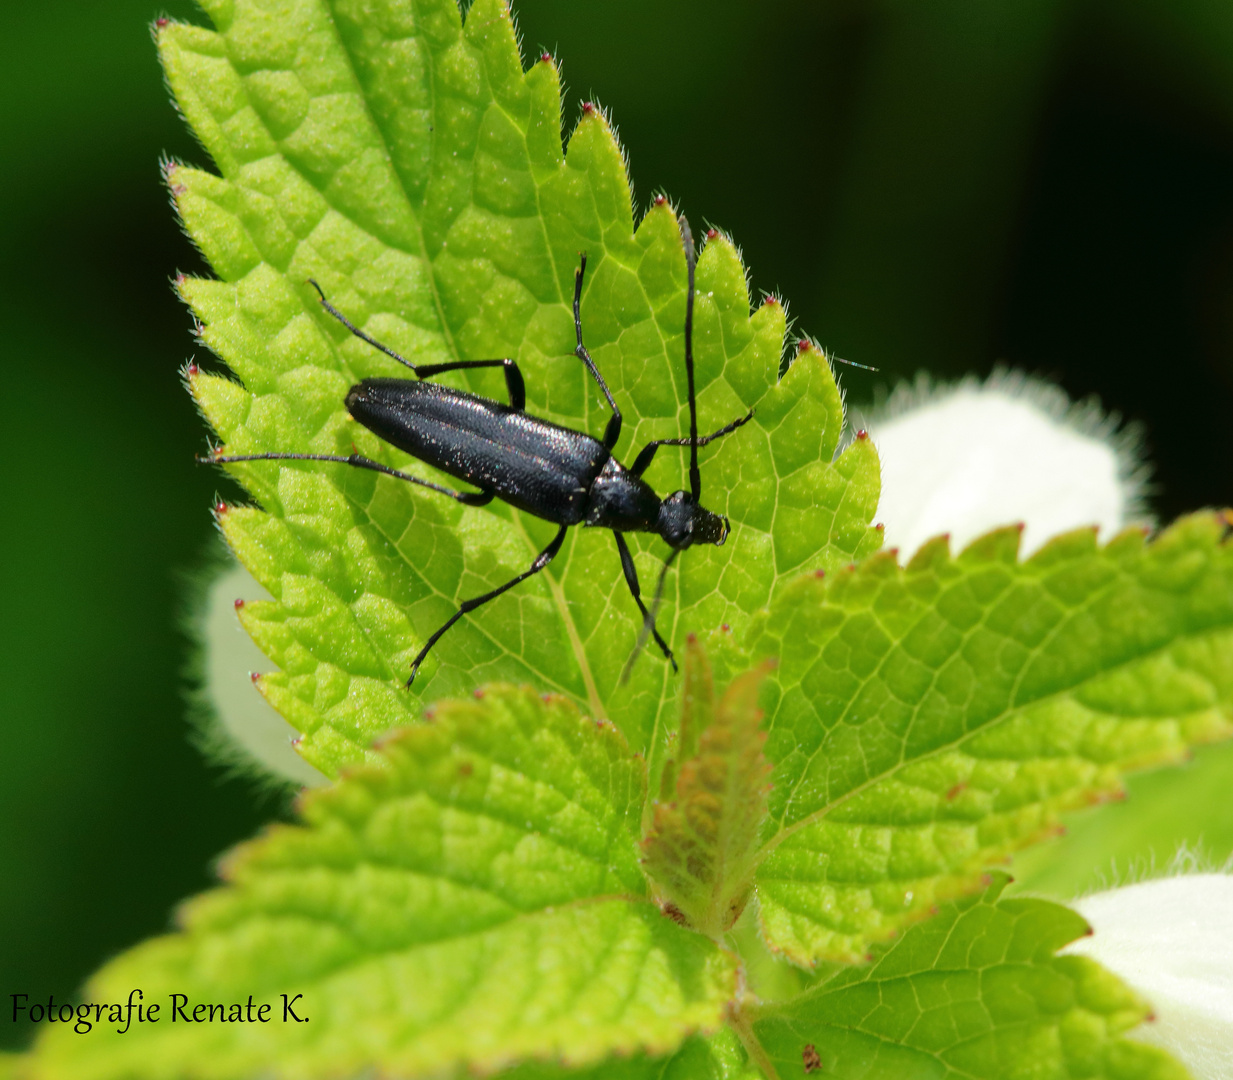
[
  {"xmin": 308, "ymin": 280, "xmax": 418, "ymax": 374},
  {"xmin": 414, "ymin": 358, "xmax": 526, "ymax": 411},
  {"xmin": 308, "ymin": 281, "xmax": 526, "ymax": 410},
  {"xmin": 406, "ymin": 524, "xmax": 569, "ymax": 687},
  {"xmin": 613, "ymin": 532, "xmax": 677, "ymax": 671},
  {"xmin": 203, "ymin": 450, "xmax": 493, "ymax": 506}
]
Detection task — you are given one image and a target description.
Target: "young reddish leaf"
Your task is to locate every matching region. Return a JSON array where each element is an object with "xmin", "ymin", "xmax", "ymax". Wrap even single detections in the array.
[{"xmin": 643, "ymin": 640, "xmax": 775, "ymax": 937}]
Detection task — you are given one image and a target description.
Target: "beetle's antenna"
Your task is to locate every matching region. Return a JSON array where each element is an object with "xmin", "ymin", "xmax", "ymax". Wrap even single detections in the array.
[
  {"xmin": 619, "ymin": 548, "xmax": 681, "ymax": 685},
  {"xmin": 678, "ymin": 215, "xmax": 702, "ymax": 502},
  {"xmin": 830, "ymin": 354, "xmax": 879, "ymax": 372}
]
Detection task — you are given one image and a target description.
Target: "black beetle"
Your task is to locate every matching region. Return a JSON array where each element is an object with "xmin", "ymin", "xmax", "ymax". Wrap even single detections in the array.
[{"xmin": 209, "ymin": 215, "xmax": 752, "ymax": 685}]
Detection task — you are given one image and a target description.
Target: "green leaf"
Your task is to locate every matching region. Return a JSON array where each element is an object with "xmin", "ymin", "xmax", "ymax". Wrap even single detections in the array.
[
  {"xmin": 163, "ymin": 0, "xmax": 881, "ymax": 776},
  {"xmin": 28, "ymin": 687, "xmax": 737, "ymax": 1079},
  {"xmin": 642, "ymin": 639, "xmax": 774, "ymax": 936},
  {"xmin": 499, "ymin": 1027, "xmax": 761, "ymax": 1080},
  {"xmin": 743, "ymin": 513, "xmax": 1233, "ymax": 964},
  {"xmin": 1011, "ymin": 735, "xmax": 1233, "ymax": 899},
  {"xmin": 745, "ymin": 874, "xmax": 1187, "ymax": 1080}
]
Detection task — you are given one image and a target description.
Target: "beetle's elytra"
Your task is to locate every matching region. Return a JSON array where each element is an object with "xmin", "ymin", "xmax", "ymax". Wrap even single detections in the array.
[{"xmin": 208, "ymin": 215, "xmax": 752, "ymax": 686}]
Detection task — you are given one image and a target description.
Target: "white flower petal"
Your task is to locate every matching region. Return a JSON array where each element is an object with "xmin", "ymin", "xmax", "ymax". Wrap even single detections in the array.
[
  {"xmin": 860, "ymin": 370, "xmax": 1150, "ymax": 559},
  {"xmin": 1064, "ymin": 874, "xmax": 1233, "ymax": 1078},
  {"xmin": 201, "ymin": 562, "xmax": 327, "ymax": 787}
]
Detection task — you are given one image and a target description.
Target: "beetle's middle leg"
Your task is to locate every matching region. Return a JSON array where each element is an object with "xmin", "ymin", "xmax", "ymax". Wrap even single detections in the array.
[
  {"xmin": 612, "ymin": 532, "xmax": 677, "ymax": 670},
  {"xmin": 406, "ymin": 523, "xmax": 569, "ymax": 687},
  {"xmin": 572, "ymin": 255, "xmax": 623, "ymax": 451}
]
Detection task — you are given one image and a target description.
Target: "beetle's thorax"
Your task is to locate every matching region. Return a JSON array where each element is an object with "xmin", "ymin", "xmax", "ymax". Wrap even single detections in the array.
[
  {"xmin": 583, "ymin": 458, "xmax": 729, "ymax": 548},
  {"xmin": 584, "ymin": 456, "xmax": 661, "ymax": 532}
]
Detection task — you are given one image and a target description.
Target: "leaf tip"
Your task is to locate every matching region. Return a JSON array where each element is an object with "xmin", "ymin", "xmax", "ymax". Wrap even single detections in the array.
[
  {"xmin": 905, "ymin": 532, "xmax": 952, "ymax": 571},
  {"xmin": 958, "ymin": 522, "xmax": 1024, "ymax": 565},
  {"xmin": 161, "ymin": 158, "xmax": 185, "ymax": 193}
]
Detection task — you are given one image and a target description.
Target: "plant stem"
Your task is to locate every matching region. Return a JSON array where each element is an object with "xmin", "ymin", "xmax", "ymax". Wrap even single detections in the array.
[{"xmin": 727, "ymin": 999, "xmax": 780, "ymax": 1080}]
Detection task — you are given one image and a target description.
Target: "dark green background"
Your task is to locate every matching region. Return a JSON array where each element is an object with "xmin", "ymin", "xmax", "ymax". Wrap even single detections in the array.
[{"xmin": 4, "ymin": 0, "xmax": 1233, "ymax": 1051}]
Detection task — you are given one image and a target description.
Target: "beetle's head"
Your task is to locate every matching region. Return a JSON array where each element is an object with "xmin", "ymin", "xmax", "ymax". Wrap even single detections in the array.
[{"xmin": 658, "ymin": 490, "xmax": 730, "ymax": 549}]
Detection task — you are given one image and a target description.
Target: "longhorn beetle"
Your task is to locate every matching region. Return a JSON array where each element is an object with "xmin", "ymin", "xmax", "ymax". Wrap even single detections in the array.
[{"xmin": 207, "ymin": 215, "xmax": 753, "ymax": 686}]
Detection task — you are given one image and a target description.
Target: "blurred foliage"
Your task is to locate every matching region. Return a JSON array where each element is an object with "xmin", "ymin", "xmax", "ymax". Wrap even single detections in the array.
[{"xmin": 3, "ymin": 0, "xmax": 1233, "ymax": 1053}]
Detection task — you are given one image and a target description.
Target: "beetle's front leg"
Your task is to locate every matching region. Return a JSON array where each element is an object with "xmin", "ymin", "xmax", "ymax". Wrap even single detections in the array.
[
  {"xmin": 613, "ymin": 532, "xmax": 677, "ymax": 670},
  {"xmin": 629, "ymin": 410, "xmax": 754, "ymax": 478}
]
